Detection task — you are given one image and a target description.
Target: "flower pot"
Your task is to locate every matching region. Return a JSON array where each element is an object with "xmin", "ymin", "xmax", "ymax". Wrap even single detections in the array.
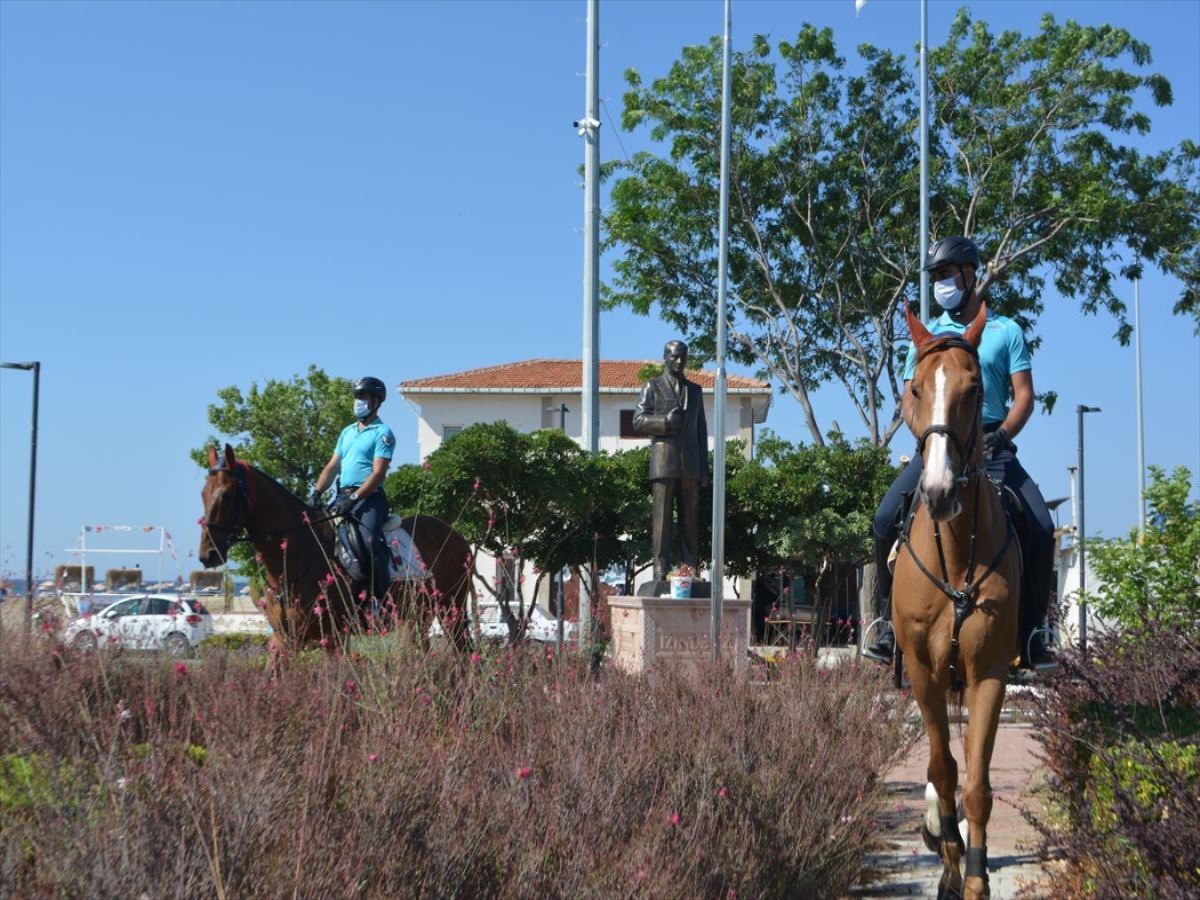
[{"xmin": 669, "ymin": 575, "xmax": 693, "ymax": 599}]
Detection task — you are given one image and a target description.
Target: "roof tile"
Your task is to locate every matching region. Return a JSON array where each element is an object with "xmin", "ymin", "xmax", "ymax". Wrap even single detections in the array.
[{"xmin": 399, "ymin": 359, "xmax": 769, "ymax": 392}]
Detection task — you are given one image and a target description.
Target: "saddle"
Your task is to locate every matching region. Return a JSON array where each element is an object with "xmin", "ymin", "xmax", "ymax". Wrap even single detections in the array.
[{"xmin": 334, "ymin": 515, "xmax": 429, "ymax": 595}]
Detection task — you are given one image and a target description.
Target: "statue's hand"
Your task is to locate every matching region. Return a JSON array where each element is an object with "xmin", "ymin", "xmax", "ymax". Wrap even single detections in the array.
[{"xmin": 665, "ymin": 406, "xmax": 684, "ymax": 430}]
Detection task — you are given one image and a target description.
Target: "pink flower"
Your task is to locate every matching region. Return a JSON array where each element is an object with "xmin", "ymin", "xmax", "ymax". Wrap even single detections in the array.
[
  {"xmin": 196, "ymin": 516, "xmax": 207, "ymax": 526},
  {"xmin": 319, "ymin": 638, "xmax": 330, "ymax": 648},
  {"xmin": 174, "ymin": 662, "xmax": 189, "ymax": 677},
  {"xmin": 312, "ymin": 605, "xmax": 324, "ymax": 616},
  {"xmin": 470, "ymin": 652, "xmax": 482, "ymax": 664},
  {"xmin": 255, "ymin": 552, "xmax": 264, "ymax": 564},
  {"xmin": 345, "ymin": 680, "xmax": 357, "ymax": 692},
  {"xmin": 670, "ymin": 812, "xmax": 681, "ymax": 826},
  {"xmin": 368, "ymin": 754, "xmax": 378, "ymax": 763},
  {"xmin": 473, "ymin": 478, "xmax": 480, "ymax": 492},
  {"xmin": 718, "ymin": 786, "xmax": 729, "ymax": 799},
  {"xmin": 280, "ymin": 539, "xmax": 288, "ymax": 551},
  {"xmin": 323, "ymin": 572, "xmax": 335, "ymax": 584},
  {"xmin": 516, "ymin": 766, "xmax": 532, "ymax": 780}
]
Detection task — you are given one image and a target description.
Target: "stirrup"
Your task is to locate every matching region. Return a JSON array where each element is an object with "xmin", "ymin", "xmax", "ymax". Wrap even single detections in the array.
[
  {"xmin": 861, "ymin": 617, "xmax": 894, "ymax": 663},
  {"xmin": 1025, "ymin": 625, "xmax": 1059, "ymax": 671}
]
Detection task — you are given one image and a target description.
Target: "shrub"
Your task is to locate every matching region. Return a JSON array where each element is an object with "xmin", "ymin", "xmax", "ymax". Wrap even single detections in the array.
[
  {"xmin": 1030, "ymin": 623, "xmax": 1200, "ymax": 898},
  {"xmin": 1084, "ymin": 465, "xmax": 1199, "ymax": 630},
  {"xmin": 199, "ymin": 632, "xmax": 270, "ymax": 652},
  {"xmin": 0, "ymin": 638, "xmax": 913, "ymax": 898}
]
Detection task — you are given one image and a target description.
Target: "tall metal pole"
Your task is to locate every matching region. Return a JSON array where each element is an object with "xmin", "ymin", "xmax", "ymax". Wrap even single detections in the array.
[
  {"xmin": 1076, "ymin": 405, "xmax": 1100, "ymax": 654},
  {"xmin": 918, "ymin": 0, "xmax": 930, "ymax": 320},
  {"xmin": 710, "ymin": 0, "xmax": 733, "ymax": 664},
  {"xmin": 578, "ymin": 0, "xmax": 601, "ymax": 649},
  {"xmin": 1134, "ymin": 276, "xmax": 1146, "ymax": 535},
  {"xmin": 1, "ymin": 361, "xmax": 40, "ymax": 637}
]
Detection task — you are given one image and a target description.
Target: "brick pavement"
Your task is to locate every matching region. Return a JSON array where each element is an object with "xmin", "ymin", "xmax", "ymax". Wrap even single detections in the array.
[{"xmin": 853, "ymin": 721, "xmax": 1052, "ymax": 898}]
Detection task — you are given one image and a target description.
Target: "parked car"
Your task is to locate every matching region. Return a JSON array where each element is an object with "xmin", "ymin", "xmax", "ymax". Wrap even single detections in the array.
[
  {"xmin": 429, "ymin": 602, "xmax": 578, "ymax": 644},
  {"xmin": 63, "ymin": 594, "xmax": 214, "ymax": 657}
]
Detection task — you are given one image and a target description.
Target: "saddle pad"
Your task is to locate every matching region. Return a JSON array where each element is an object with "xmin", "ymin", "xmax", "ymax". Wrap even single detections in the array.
[{"xmin": 387, "ymin": 524, "xmax": 430, "ymax": 582}]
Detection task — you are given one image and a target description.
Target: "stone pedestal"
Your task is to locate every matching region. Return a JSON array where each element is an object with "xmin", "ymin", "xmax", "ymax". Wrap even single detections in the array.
[{"xmin": 607, "ymin": 595, "xmax": 750, "ymax": 675}]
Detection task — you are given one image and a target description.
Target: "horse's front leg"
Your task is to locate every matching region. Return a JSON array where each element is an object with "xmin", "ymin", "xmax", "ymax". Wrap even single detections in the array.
[
  {"xmin": 908, "ymin": 657, "xmax": 964, "ymax": 899},
  {"xmin": 960, "ymin": 675, "xmax": 1005, "ymax": 900}
]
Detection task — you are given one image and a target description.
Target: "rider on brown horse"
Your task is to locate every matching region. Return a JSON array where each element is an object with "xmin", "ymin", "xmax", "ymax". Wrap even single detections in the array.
[
  {"xmin": 867, "ymin": 237, "xmax": 1057, "ymax": 670},
  {"xmin": 310, "ymin": 376, "xmax": 395, "ymax": 601}
]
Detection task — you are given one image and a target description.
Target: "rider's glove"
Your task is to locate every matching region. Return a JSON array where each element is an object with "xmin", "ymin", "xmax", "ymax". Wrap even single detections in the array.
[
  {"xmin": 307, "ymin": 489, "xmax": 323, "ymax": 508},
  {"xmin": 330, "ymin": 493, "xmax": 358, "ymax": 516},
  {"xmin": 983, "ymin": 428, "xmax": 1010, "ymax": 456}
]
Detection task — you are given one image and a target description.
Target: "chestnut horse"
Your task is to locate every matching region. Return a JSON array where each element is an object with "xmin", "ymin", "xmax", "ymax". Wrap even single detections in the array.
[
  {"xmin": 198, "ymin": 444, "xmax": 472, "ymax": 654},
  {"xmin": 893, "ymin": 304, "xmax": 1018, "ymax": 900}
]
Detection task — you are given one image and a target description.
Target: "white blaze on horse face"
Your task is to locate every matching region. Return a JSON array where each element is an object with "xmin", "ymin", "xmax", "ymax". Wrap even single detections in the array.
[{"xmin": 922, "ymin": 364, "xmax": 955, "ymax": 496}]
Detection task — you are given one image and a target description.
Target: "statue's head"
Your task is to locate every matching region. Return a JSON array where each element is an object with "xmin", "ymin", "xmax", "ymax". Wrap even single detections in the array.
[{"xmin": 663, "ymin": 340, "xmax": 688, "ymax": 376}]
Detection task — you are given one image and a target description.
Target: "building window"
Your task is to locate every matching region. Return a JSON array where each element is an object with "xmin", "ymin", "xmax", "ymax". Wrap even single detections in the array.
[
  {"xmin": 443, "ymin": 425, "xmax": 463, "ymax": 440},
  {"xmin": 619, "ymin": 410, "xmax": 640, "ymax": 439}
]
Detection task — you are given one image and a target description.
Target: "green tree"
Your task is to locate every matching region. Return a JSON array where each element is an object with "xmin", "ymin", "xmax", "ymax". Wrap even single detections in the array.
[
  {"xmin": 605, "ymin": 12, "xmax": 1199, "ymax": 446},
  {"xmin": 386, "ymin": 422, "xmax": 615, "ymax": 639},
  {"xmin": 726, "ymin": 433, "xmax": 895, "ymax": 639},
  {"xmin": 1086, "ymin": 466, "xmax": 1199, "ymax": 632},
  {"xmin": 191, "ymin": 365, "xmax": 353, "ymax": 495}
]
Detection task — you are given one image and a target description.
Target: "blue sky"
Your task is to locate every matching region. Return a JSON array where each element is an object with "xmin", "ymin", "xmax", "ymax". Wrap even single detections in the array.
[{"xmin": 2, "ymin": 0, "xmax": 1197, "ymax": 582}]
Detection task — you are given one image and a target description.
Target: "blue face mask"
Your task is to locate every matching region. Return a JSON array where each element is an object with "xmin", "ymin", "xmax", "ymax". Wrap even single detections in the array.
[{"xmin": 354, "ymin": 399, "xmax": 371, "ymax": 420}]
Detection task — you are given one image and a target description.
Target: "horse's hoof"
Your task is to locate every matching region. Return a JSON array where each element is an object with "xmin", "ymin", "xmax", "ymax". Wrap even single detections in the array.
[{"xmin": 922, "ymin": 824, "xmax": 940, "ymax": 854}]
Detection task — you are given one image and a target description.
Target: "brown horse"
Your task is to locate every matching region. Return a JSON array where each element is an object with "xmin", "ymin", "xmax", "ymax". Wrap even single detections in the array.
[
  {"xmin": 893, "ymin": 303, "xmax": 1019, "ymax": 900},
  {"xmin": 198, "ymin": 444, "xmax": 472, "ymax": 655}
]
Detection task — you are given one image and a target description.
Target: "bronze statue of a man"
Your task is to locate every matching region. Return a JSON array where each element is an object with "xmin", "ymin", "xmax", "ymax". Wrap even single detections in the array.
[{"xmin": 633, "ymin": 340, "xmax": 710, "ymax": 585}]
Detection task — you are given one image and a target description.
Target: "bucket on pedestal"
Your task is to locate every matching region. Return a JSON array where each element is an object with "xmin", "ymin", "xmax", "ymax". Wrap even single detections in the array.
[{"xmin": 670, "ymin": 575, "xmax": 693, "ymax": 599}]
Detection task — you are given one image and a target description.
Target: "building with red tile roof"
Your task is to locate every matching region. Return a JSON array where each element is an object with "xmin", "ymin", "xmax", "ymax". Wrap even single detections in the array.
[{"xmin": 398, "ymin": 358, "xmax": 772, "ymax": 460}]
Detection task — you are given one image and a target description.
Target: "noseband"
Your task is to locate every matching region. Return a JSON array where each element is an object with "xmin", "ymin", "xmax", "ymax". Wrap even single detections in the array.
[{"xmin": 914, "ymin": 337, "xmax": 984, "ymax": 486}]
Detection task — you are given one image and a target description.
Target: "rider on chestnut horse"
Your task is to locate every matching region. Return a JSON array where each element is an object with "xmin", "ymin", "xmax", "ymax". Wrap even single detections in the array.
[
  {"xmin": 310, "ymin": 376, "xmax": 395, "ymax": 601},
  {"xmin": 867, "ymin": 237, "xmax": 1057, "ymax": 671}
]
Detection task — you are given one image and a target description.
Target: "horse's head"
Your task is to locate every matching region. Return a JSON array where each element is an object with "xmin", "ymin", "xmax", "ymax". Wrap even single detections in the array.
[
  {"xmin": 199, "ymin": 444, "xmax": 252, "ymax": 568},
  {"xmin": 906, "ymin": 303, "xmax": 987, "ymax": 521}
]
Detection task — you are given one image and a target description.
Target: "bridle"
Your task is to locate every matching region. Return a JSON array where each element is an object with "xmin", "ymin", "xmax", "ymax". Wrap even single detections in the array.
[
  {"xmin": 202, "ymin": 461, "xmax": 257, "ymax": 555},
  {"xmin": 902, "ymin": 335, "xmax": 1013, "ymax": 691}
]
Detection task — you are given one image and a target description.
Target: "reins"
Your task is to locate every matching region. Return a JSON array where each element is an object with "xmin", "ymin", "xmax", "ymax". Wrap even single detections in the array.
[{"xmin": 902, "ymin": 336, "xmax": 1014, "ymax": 691}]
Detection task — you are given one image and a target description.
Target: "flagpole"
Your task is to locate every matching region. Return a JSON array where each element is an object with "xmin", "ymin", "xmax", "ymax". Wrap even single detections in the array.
[
  {"xmin": 578, "ymin": 0, "xmax": 600, "ymax": 649},
  {"xmin": 919, "ymin": 0, "xmax": 930, "ymax": 320},
  {"xmin": 711, "ymin": 0, "xmax": 732, "ymax": 664},
  {"xmin": 1134, "ymin": 274, "xmax": 1146, "ymax": 535}
]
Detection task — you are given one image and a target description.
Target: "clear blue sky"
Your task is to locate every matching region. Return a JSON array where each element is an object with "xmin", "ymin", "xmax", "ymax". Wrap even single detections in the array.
[{"xmin": 2, "ymin": 0, "xmax": 1197, "ymax": 582}]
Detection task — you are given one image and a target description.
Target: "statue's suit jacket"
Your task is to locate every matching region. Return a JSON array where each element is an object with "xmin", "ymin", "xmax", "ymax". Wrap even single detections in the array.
[{"xmin": 633, "ymin": 373, "xmax": 709, "ymax": 481}]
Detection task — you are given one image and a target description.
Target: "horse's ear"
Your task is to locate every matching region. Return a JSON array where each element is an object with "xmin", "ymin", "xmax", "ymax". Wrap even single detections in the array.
[
  {"xmin": 906, "ymin": 303, "xmax": 934, "ymax": 348},
  {"xmin": 207, "ymin": 445, "xmax": 218, "ymax": 468},
  {"xmin": 964, "ymin": 302, "xmax": 987, "ymax": 348},
  {"xmin": 224, "ymin": 444, "xmax": 236, "ymax": 469}
]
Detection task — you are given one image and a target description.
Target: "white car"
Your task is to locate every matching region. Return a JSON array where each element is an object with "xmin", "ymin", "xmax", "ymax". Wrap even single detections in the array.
[
  {"xmin": 430, "ymin": 603, "xmax": 578, "ymax": 644},
  {"xmin": 64, "ymin": 594, "xmax": 214, "ymax": 657}
]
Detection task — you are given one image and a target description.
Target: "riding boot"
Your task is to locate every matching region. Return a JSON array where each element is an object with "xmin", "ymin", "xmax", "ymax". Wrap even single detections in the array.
[{"xmin": 863, "ymin": 624, "xmax": 895, "ymax": 664}]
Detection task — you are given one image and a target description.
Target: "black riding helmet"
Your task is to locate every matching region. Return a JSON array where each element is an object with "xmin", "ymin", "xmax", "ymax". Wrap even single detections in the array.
[
  {"xmin": 353, "ymin": 376, "xmax": 387, "ymax": 404},
  {"xmin": 922, "ymin": 236, "xmax": 981, "ymax": 272}
]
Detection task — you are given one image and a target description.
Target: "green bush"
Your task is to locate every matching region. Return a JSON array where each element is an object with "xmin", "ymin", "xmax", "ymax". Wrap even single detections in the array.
[{"xmin": 199, "ymin": 632, "xmax": 269, "ymax": 652}]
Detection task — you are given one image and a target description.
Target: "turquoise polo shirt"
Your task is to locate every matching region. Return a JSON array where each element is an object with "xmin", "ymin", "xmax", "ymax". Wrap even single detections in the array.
[
  {"xmin": 903, "ymin": 310, "xmax": 1032, "ymax": 426},
  {"xmin": 335, "ymin": 419, "xmax": 395, "ymax": 489}
]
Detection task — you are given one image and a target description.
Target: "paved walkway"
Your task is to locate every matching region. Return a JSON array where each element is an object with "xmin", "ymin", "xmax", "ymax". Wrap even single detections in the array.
[{"xmin": 853, "ymin": 721, "xmax": 1051, "ymax": 898}]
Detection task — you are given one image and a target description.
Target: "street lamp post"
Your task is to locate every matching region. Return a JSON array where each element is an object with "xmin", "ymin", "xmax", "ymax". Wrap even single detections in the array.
[
  {"xmin": 1076, "ymin": 405, "xmax": 1100, "ymax": 654},
  {"xmin": 1, "ymin": 361, "xmax": 41, "ymax": 638}
]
